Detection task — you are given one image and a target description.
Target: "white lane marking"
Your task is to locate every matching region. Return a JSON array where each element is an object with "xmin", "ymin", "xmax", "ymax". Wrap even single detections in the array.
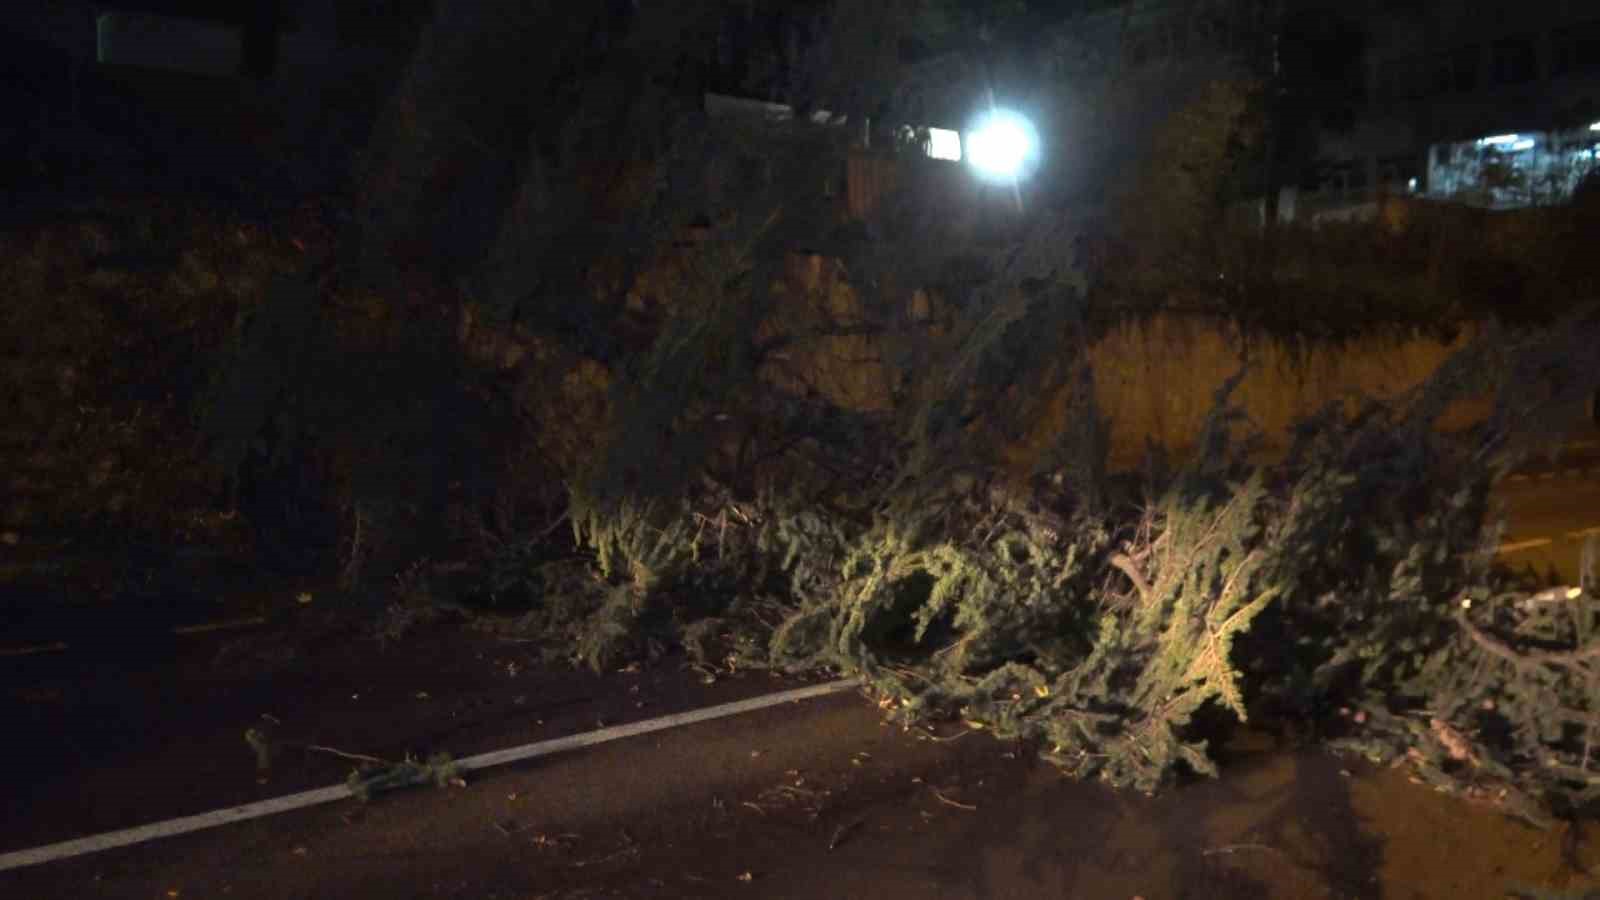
[
  {"xmin": 1497, "ymin": 538, "xmax": 1554, "ymax": 554},
  {"xmin": 1567, "ymin": 525, "xmax": 1600, "ymax": 540},
  {"xmin": 0, "ymin": 678, "xmax": 861, "ymax": 873}
]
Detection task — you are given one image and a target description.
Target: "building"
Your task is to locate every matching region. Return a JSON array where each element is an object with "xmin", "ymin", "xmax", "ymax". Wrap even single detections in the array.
[
  {"xmin": 1, "ymin": 2, "xmax": 417, "ymax": 208},
  {"xmin": 1342, "ymin": 0, "xmax": 1600, "ymax": 213},
  {"xmin": 1042, "ymin": 0, "xmax": 1600, "ymax": 220}
]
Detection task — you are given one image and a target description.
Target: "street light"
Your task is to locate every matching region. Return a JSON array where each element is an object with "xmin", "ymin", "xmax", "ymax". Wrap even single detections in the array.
[{"xmin": 966, "ymin": 108, "xmax": 1039, "ymax": 182}]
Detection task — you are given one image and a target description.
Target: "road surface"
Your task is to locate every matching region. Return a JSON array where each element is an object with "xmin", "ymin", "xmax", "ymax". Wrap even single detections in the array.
[
  {"xmin": 0, "ymin": 467, "xmax": 1594, "ymax": 899},
  {"xmin": 1495, "ymin": 456, "xmax": 1600, "ymax": 585}
]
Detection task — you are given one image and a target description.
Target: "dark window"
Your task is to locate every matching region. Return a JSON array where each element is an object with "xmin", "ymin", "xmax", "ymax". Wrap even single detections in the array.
[
  {"xmin": 1377, "ymin": 56, "xmax": 1426, "ymax": 101},
  {"xmin": 1432, "ymin": 45, "xmax": 1479, "ymax": 94},
  {"xmin": 1319, "ymin": 162, "xmax": 1366, "ymax": 193},
  {"xmin": 1452, "ymin": 45, "xmax": 1480, "ymax": 91},
  {"xmin": 1379, "ymin": 153, "xmax": 1419, "ymax": 188},
  {"xmin": 1430, "ymin": 52, "xmax": 1453, "ymax": 94},
  {"xmin": 1553, "ymin": 20, "xmax": 1600, "ymax": 77},
  {"xmin": 1124, "ymin": 28, "xmax": 1153, "ymax": 66},
  {"xmin": 1165, "ymin": 22, "xmax": 1187, "ymax": 57},
  {"xmin": 1492, "ymin": 36, "xmax": 1538, "ymax": 85},
  {"xmin": 336, "ymin": 0, "xmax": 434, "ymax": 47},
  {"xmin": 1194, "ymin": 15, "xmax": 1228, "ymax": 52},
  {"xmin": 1344, "ymin": 62, "xmax": 1368, "ymax": 103}
]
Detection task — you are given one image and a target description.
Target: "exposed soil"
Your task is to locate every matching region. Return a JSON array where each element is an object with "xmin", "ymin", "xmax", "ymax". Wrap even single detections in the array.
[{"xmin": 1, "ymin": 578, "xmax": 1598, "ymax": 899}]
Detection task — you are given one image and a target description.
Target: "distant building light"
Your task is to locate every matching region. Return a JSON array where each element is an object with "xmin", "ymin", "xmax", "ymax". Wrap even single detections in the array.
[
  {"xmin": 1509, "ymin": 138, "xmax": 1536, "ymax": 151},
  {"xmin": 1408, "ymin": 176, "xmax": 1419, "ymax": 192},
  {"xmin": 1591, "ymin": 121, "xmax": 1600, "ymax": 131},
  {"xmin": 927, "ymin": 128, "xmax": 962, "ymax": 161},
  {"xmin": 1477, "ymin": 133, "xmax": 1523, "ymax": 147}
]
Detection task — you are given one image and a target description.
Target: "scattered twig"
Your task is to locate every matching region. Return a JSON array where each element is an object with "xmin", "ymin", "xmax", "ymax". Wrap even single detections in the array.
[
  {"xmin": 570, "ymin": 845, "xmax": 639, "ymax": 869},
  {"xmin": 914, "ymin": 725, "xmax": 974, "ymax": 742},
  {"xmin": 0, "ymin": 642, "xmax": 70, "ymax": 658},
  {"xmin": 305, "ymin": 744, "xmax": 390, "ymax": 766},
  {"xmin": 1109, "ymin": 552, "xmax": 1152, "ymax": 603},
  {"xmin": 929, "ymin": 787, "xmax": 977, "ymax": 811},
  {"xmin": 1456, "ymin": 604, "xmax": 1600, "ymax": 668},
  {"xmin": 828, "ymin": 819, "xmax": 863, "ymax": 850},
  {"xmin": 172, "ymin": 616, "xmax": 268, "ymax": 636},
  {"xmin": 1202, "ymin": 842, "xmax": 1285, "ymax": 857}
]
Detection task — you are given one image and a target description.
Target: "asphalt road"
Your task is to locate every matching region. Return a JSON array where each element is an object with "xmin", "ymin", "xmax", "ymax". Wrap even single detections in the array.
[
  {"xmin": 0, "ymin": 459, "xmax": 1595, "ymax": 899},
  {"xmin": 1494, "ymin": 460, "xmax": 1600, "ymax": 585},
  {"xmin": 4, "ymin": 678, "xmax": 1594, "ymax": 899}
]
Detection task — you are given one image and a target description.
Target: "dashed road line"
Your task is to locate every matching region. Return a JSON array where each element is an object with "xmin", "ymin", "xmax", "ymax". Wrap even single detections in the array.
[
  {"xmin": 1506, "ymin": 467, "xmax": 1598, "ymax": 483},
  {"xmin": 1497, "ymin": 538, "xmax": 1555, "ymax": 554}
]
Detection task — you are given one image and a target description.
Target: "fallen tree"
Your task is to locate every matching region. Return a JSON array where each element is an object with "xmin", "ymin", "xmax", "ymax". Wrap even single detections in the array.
[{"xmin": 170, "ymin": 0, "xmax": 1600, "ymax": 825}]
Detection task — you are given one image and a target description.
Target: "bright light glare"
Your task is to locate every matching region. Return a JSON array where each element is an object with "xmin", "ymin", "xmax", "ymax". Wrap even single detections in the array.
[
  {"xmin": 927, "ymin": 127, "xmax": 962, "ymax": 161},
  {"xmin": 966, "ymin": 109, "xmax": 1039, "ymax": 180}
]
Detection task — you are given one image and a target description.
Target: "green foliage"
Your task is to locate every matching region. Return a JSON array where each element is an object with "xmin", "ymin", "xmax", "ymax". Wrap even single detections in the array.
[
  {"xmin": 502, "ymin": 123, "xmax": 1296, "ymax": 791},
  {"xmin": 528, "ymin": 233, "xmax": 1600, "ymax": 808},
  {"xmin": 346, "ymin": 752, "xmax": 462, "ymax": 801}
]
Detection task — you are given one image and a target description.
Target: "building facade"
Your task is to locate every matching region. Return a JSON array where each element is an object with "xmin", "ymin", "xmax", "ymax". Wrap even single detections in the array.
[{"xmin": 1045, "ymin": 0, "xmax": 1600, "ymax": 219}]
